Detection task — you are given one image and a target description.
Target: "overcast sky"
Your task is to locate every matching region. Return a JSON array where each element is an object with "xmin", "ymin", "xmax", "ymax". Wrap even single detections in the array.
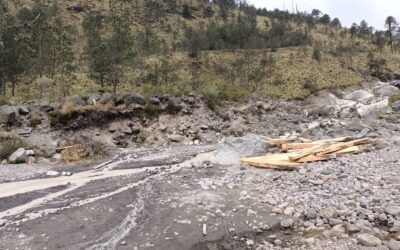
[{"xmin": 249, "ymin": 0, "xmax": 400, "ymax": 29}]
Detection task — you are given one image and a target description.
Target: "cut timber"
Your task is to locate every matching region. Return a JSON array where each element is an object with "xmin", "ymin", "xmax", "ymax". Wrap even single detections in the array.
[
  {"xmin": 241, "ymin": 136, "xmax": 381, "ymax": 171},
  {"xmin": 268, "ymin": 138, "xmax": 296, "ymax": 145}
]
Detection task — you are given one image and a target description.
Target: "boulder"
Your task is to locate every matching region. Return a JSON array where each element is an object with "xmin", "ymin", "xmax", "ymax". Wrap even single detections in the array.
[
  {"xmin": 149, "ymin": 97, "xmax": 161, "ymax": 105},
  {"xmin": 123, "ymin": 93, "xmax": 146, "ymax": 105},
  {"xmin": 356, "ymin": 233, "xmax": 381, "ymax": 247},
  {"xmin": 67, "ymin": 95, "xmax": 85, "ymax": 106},
  {"xmin": 0, "ymin": 105, "xmax": 18, "ymax": 125},
  {"xmin": 8, "ymin": 148, "xmax": 27, "ymax": 164},
  {"xmin": 357, "ymin": 98, "xmax": 390, "ymax": 117},
  {"xmin": 386, "ymin": 206, "xmax": 400, "ymax": 217},
  {"xmin": 388, "ymin": 239, "xmax": 400, "ymax": 250},
  {"xmin": 392, "ymin": 80, "xmax": 400, "ymax": 89},
  {"xmin": 373, "ymin": 85, "xmax": 399, "ymax": 97},
  {"xmin": 344, "ymin": 90, "xmax": 374, "ymax": 102},
  {"xmin": 392, "ymin": 101, "xmax": 400, "ymax": 111},
  {"xmin": 169, "ymin": 134, "xmax": 185, "ymax": 143},
  {"xmin": 17, "ymin": 106, "xmax": 30, "ymax": 115},
  {"xmin": 87, "ymin": 93, "xmax": 102, "ymax": 105},
  {"xmin": 100, "ymin": 93, "xmax": 113, "ymax": 104}
]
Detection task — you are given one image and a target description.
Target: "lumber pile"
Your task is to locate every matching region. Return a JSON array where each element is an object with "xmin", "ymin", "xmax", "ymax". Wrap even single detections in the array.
[{"xmin": 240, "ymin": 137, "xmax": 380, "ymax": 170}]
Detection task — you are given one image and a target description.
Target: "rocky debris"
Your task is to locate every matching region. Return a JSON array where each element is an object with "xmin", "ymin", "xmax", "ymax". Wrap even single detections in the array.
[
  {"xmin": 356, "ymin": 233, "xmax": 382, "ymax": 247},
  {"xmin": 149, "ymin": 97, "xmax": 161, "ymax": 105},
  {"xmin": 386, "ymin": 206, "xmax": 400, "ymax": 217},
  {"xmin": 0, "ymin": 105, "xmax": 18, "ymax": 125},
  {"xmin": 8, "ymin": 148, "xmax": 27, "ymax": 164}
]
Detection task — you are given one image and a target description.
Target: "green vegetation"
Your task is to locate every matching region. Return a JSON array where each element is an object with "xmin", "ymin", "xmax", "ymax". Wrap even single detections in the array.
[
  {"xmin": 0, "ymin": 131, "xmax": 24, "ymax": 160},
  {"xmin": 1, "ymin": 0, "xmax": 400, "ymax": 105}
]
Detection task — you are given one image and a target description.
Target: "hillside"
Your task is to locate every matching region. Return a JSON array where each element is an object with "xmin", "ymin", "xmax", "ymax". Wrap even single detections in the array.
[{"xmin": 1, "ymin": 0, "xmax": 400, "ymax": 104}]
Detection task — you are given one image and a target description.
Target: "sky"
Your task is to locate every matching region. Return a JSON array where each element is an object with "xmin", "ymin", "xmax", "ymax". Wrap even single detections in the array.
[{"xmin": 249, "ymin": 0, "xmax": 400, "ymax": 29}]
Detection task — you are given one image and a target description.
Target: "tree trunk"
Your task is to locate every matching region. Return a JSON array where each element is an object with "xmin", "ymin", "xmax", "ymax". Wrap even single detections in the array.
[
  {"xmin": 0, "ymin": 77, "xmax": 4, "ymax": 96},
  {"xmin": 11, "ymin": 81, "xmax": 15, "ymax": 96}
]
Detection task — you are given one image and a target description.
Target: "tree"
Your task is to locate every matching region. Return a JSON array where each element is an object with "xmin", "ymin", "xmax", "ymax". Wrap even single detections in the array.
[
  {"xmin": 311, "ymin": 9, "xmax": 321, "ymax": 19},
  {"xmin": 359, "ymin": 20, "xmax": 373, "ymax": 36},
  {"xmin": 320, "ymin": 14, "xmax": 331, "ymax": 25},
  {"xmin": 385, "ymin": 16, "xmax": 398, "ymax": 53},
  {"xmin": 350, "ymin": 23, "xmax": 358, "ymax": 38},
  {"xmin": 331, "ymin": 18, "xmax": 341, "ymax": 28},
  {"xmin": 83, "ymin": 11, "xmax": 111, "ymax": 88},
  {"xmin": 0, "ymin": 0, "xmax": 29, "ymax": 96},
  {"xmin": 105, "ymin": 2, "xmax": 135, "ymax": 104},
  {"xmin": 182, "ymin": 4, "xmax": 192, "ymax": 19}
]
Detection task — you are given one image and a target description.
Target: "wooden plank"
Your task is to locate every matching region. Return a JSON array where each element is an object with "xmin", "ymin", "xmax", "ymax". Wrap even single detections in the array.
[
  {"xmin": 316, "ymin": 138, "xmax": 372, "ymax": 156},
  {"xmin": 268, "ymin": 138, "xmax": 297, "ymax": 145},
  {"xmin": 244, "ymin": 161, "xmax": 302, "ymax": 170},
  {"xmin": 282, "ymin": 143, "xmax": 320, "ymax": 152},
  {"xmin": 297, "ymin": 154, "xmax": 336, "ymax": 163},
  {"xmin": 240, "ymin": 154, "xmax": 304, "ymax": 167},
  {"xmin": 334, "ymin": 145, "xmax": 372, "ymax": 155},
  {"xmin": 310, "ymin": 137, "xmax": 351, "ymax": 144},
  {"xmin": 289, "ymin": 144, "xmax": 327, "ymax": 161}
]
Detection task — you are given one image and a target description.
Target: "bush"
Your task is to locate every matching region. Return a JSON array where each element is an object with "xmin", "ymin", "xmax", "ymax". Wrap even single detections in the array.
[
  {"xmin": 140, "ymin": 104, "xmax": 163, "ymax": 119},
  {"xmin": 0, "ymin": 132, "xmax": 24, "ymax": 160},
  {"xmin": 165, "ymin": 100, "xmax": 181, "ymax": 115},
  {"xmin": 312, "ymin": 48, "xmax": 321, "ymax": 62},
  {"xmin": 29, "ymin": 117, "xmax": 42, "ymax": 127}
]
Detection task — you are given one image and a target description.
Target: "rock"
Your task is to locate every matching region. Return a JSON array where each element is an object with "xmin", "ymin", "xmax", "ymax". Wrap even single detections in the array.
[
  {"xmin": 1, "ymin": 159, "xmax": 7, "ymax": 165},
  {"xmin": 52, "ymin": 153, "xmax": 61, "ymax": 161},
  {"xmin": 0, "ymin": 105, "xmax": 18, "ymax": 125},
  {"xmin": 8, "ymin": 148, "xmax": 27, "ymax": 164},
  {"xmin": 386, "ymin": 206, "xmax": 400, "ymax": 217},
  {"xmin": 330, "ymin": 224, "xmax": 346, "ymax": 237},
  {"xmin": 344, "ymin": 90, "xmax": 374, "ymax": 102},
  {"xmin": 26, "ymin": 156, "xmax": 36, "ymax": 165},
  {"xmin": 124, "ymin": 93, "xmax": 146, "ymax": 105},
  {"xmin": 392, "ymin": 80, "xmax": 400, "ymax": 89},
  {"xmin": 100, "ymin": 93, "xmax": 113, "ymax": 104},
  {"xmin": 112, "ymin": 131, "xmax": 124, "ymax": 140},
  {"xmin": 284, "ymin": 207, "xmax": 295, "ymax": 216},
  {"xmin": 227, "ymin": 120, "xmax": 246, "ymax": 136},
  {"xmin": 305, "ymin": 208, "xmax": 318, "ymax": 220},
  {"xmin": 246, "ymin": 239, "xmax": 254, "ymax": 246},
  {"xmin": 149, "ymin": 97, "xmax": 161, "ymax": 105},
  {"xmin": 37, "ymin": 158, "xmax": 51, "ymax": 165},
  {"xmin": 345, "ymin": 223, "xmax": 360, "ymax": 233},
  {"xmin": 357, "ymin": 98, "xmax": 389, "ymax": 117},
  {"xmin": 17, "ymin": 106, "xmax": 30, "ymax": 115},
  {"xmin": 221, "ymin": 112, "xmax": 231, "ymax": 121},
  {"xmin": 280, "ymin": 219, "xmax": 295, "ymax": 229},
  {"xmin": 374, "ymin": 85, "xmax": 399, "ymax": 97},
  {"xmin": 26, "ymin": 150, "xmax": 35, "ymax": 156},
  {"xmin": 67, "ymin": 95, "xmax": 85, "ymax": 106},
  {"xmin": 356, "ymin": 233, "xmax": 382, "ymax": 247},
  {"xmin": 388, "ymin": 239, "xmax": 400, "ymax": 250},
  {"xmin": 169, "ymin": 134, "xmax": 185, "ymax": 143},
  {"xmin": 46, "ymin": 171, "xmax": 60, "ymax": 177},
  {"xmin": 392, "ymin": 101, "xmax": 400, "ymax": 111},
  {"xmin": 87, "ymin": 93, "xmax": 102, "ymax": 105},
  {"xmin": 120, "ymin": 241, "xmax": 127, "ymax": 246},
  {"xmin": 321, "ymin": 207, "xmax": 337, "ymax": 219},
  {"xmin": 0, "ymin": 219, "xmax": 5, "ymax": 227}
]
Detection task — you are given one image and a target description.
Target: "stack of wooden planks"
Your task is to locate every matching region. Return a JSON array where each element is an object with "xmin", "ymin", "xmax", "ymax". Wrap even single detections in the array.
[{"xmin": 240, "ymin": 137, "xmax": 380, "ymax": 170}]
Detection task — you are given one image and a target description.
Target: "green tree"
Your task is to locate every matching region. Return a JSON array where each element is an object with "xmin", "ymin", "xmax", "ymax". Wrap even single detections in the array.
[
  {"xmin": 385, "ymin": 16, "xmax": 398, "ymax": 53},
  {"xmin": 107, "ymin": 2, "xmax": 135, "ymax": 103},
  {"xmin": 83, "ymin": 11, "xmax": 111, "ymax": 88},
  {"xmin": 0, "ymin": 1, "xmax": 29, "ymax": 96}
]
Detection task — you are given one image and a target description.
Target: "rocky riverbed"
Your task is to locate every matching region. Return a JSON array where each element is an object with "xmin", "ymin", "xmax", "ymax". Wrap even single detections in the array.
[{"xmin": 0, "ymin": 80, "xmax": 399, "ymax": 249}]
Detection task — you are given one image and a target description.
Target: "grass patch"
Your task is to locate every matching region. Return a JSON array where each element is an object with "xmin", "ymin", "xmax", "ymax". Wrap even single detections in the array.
[{"xmin": 389, "ymin": 93, "xmax": 400, "ymax": 105}]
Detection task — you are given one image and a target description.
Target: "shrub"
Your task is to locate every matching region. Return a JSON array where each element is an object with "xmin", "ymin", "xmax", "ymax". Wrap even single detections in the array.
[
  {"xmin": 0, "ymin": 132, "xmax": 24, "ymax": 160},
  {"xmin": 29, "ymin": 117, "xmax": 42, "ymax": 127},
  {"xmin": 165, "ymin": 100, "xmax": 181, "ymax": 115},
  {"xmin": 312, "ymin": 48, "xmax": 321, "ymax": 62},
  {"xmin": 140, "ymin": 104, "xmax": 163, "ymax": 119}
]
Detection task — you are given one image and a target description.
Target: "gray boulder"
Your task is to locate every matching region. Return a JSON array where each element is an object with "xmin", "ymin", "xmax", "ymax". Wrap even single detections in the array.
[
  {"xmin": 86, "ymin": 93, "xmax": 102, "ymax": 105},
  {"xmin": 0, "ymin": 105, "xmax": 18, "ymax": 125},
  {"xmin": 344, "ymin": 90, "xmax": 373, "ymax": 102},
  {"xmin": 8, "ymin": 148, "xmax": 27, "ymax": 164},
  {"xmin": 17, "ymin": 106, "xmax": 30, "ymax": 115},
  {"xmin": 100, "ymin": 93, "xmax": 113, "ymax": 104},
  {"xmin": 149, "ymin": 97, "xmax": 161, "ymax": 105},
  {"xmin": 67, "ymin": 95, "xmax": 85, "ymax": 106},
  {"xmin": 356, "ymin": 233, "xmax": 381, "ymax": 247},
  {"xmin": 386, "ymin": 206, "xmax": 400, "ymax": 217},
  {"xmin": 169, "ymin": 134, "xmax": 185, "ymax": 143},
  {"xmin": 392, "ymin": 101, "xmax": 400, "ymax": 111},
  {"xmin": 124, "ymin": 93, "xmax": 146, "ymax": 105},
  {"xmin": 373, "ymin": 85, "xmax": 399, "ymax": 97},
  {"xmin": 388, "ymin": 239, "xmax": 400, "ymax": 250}
]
